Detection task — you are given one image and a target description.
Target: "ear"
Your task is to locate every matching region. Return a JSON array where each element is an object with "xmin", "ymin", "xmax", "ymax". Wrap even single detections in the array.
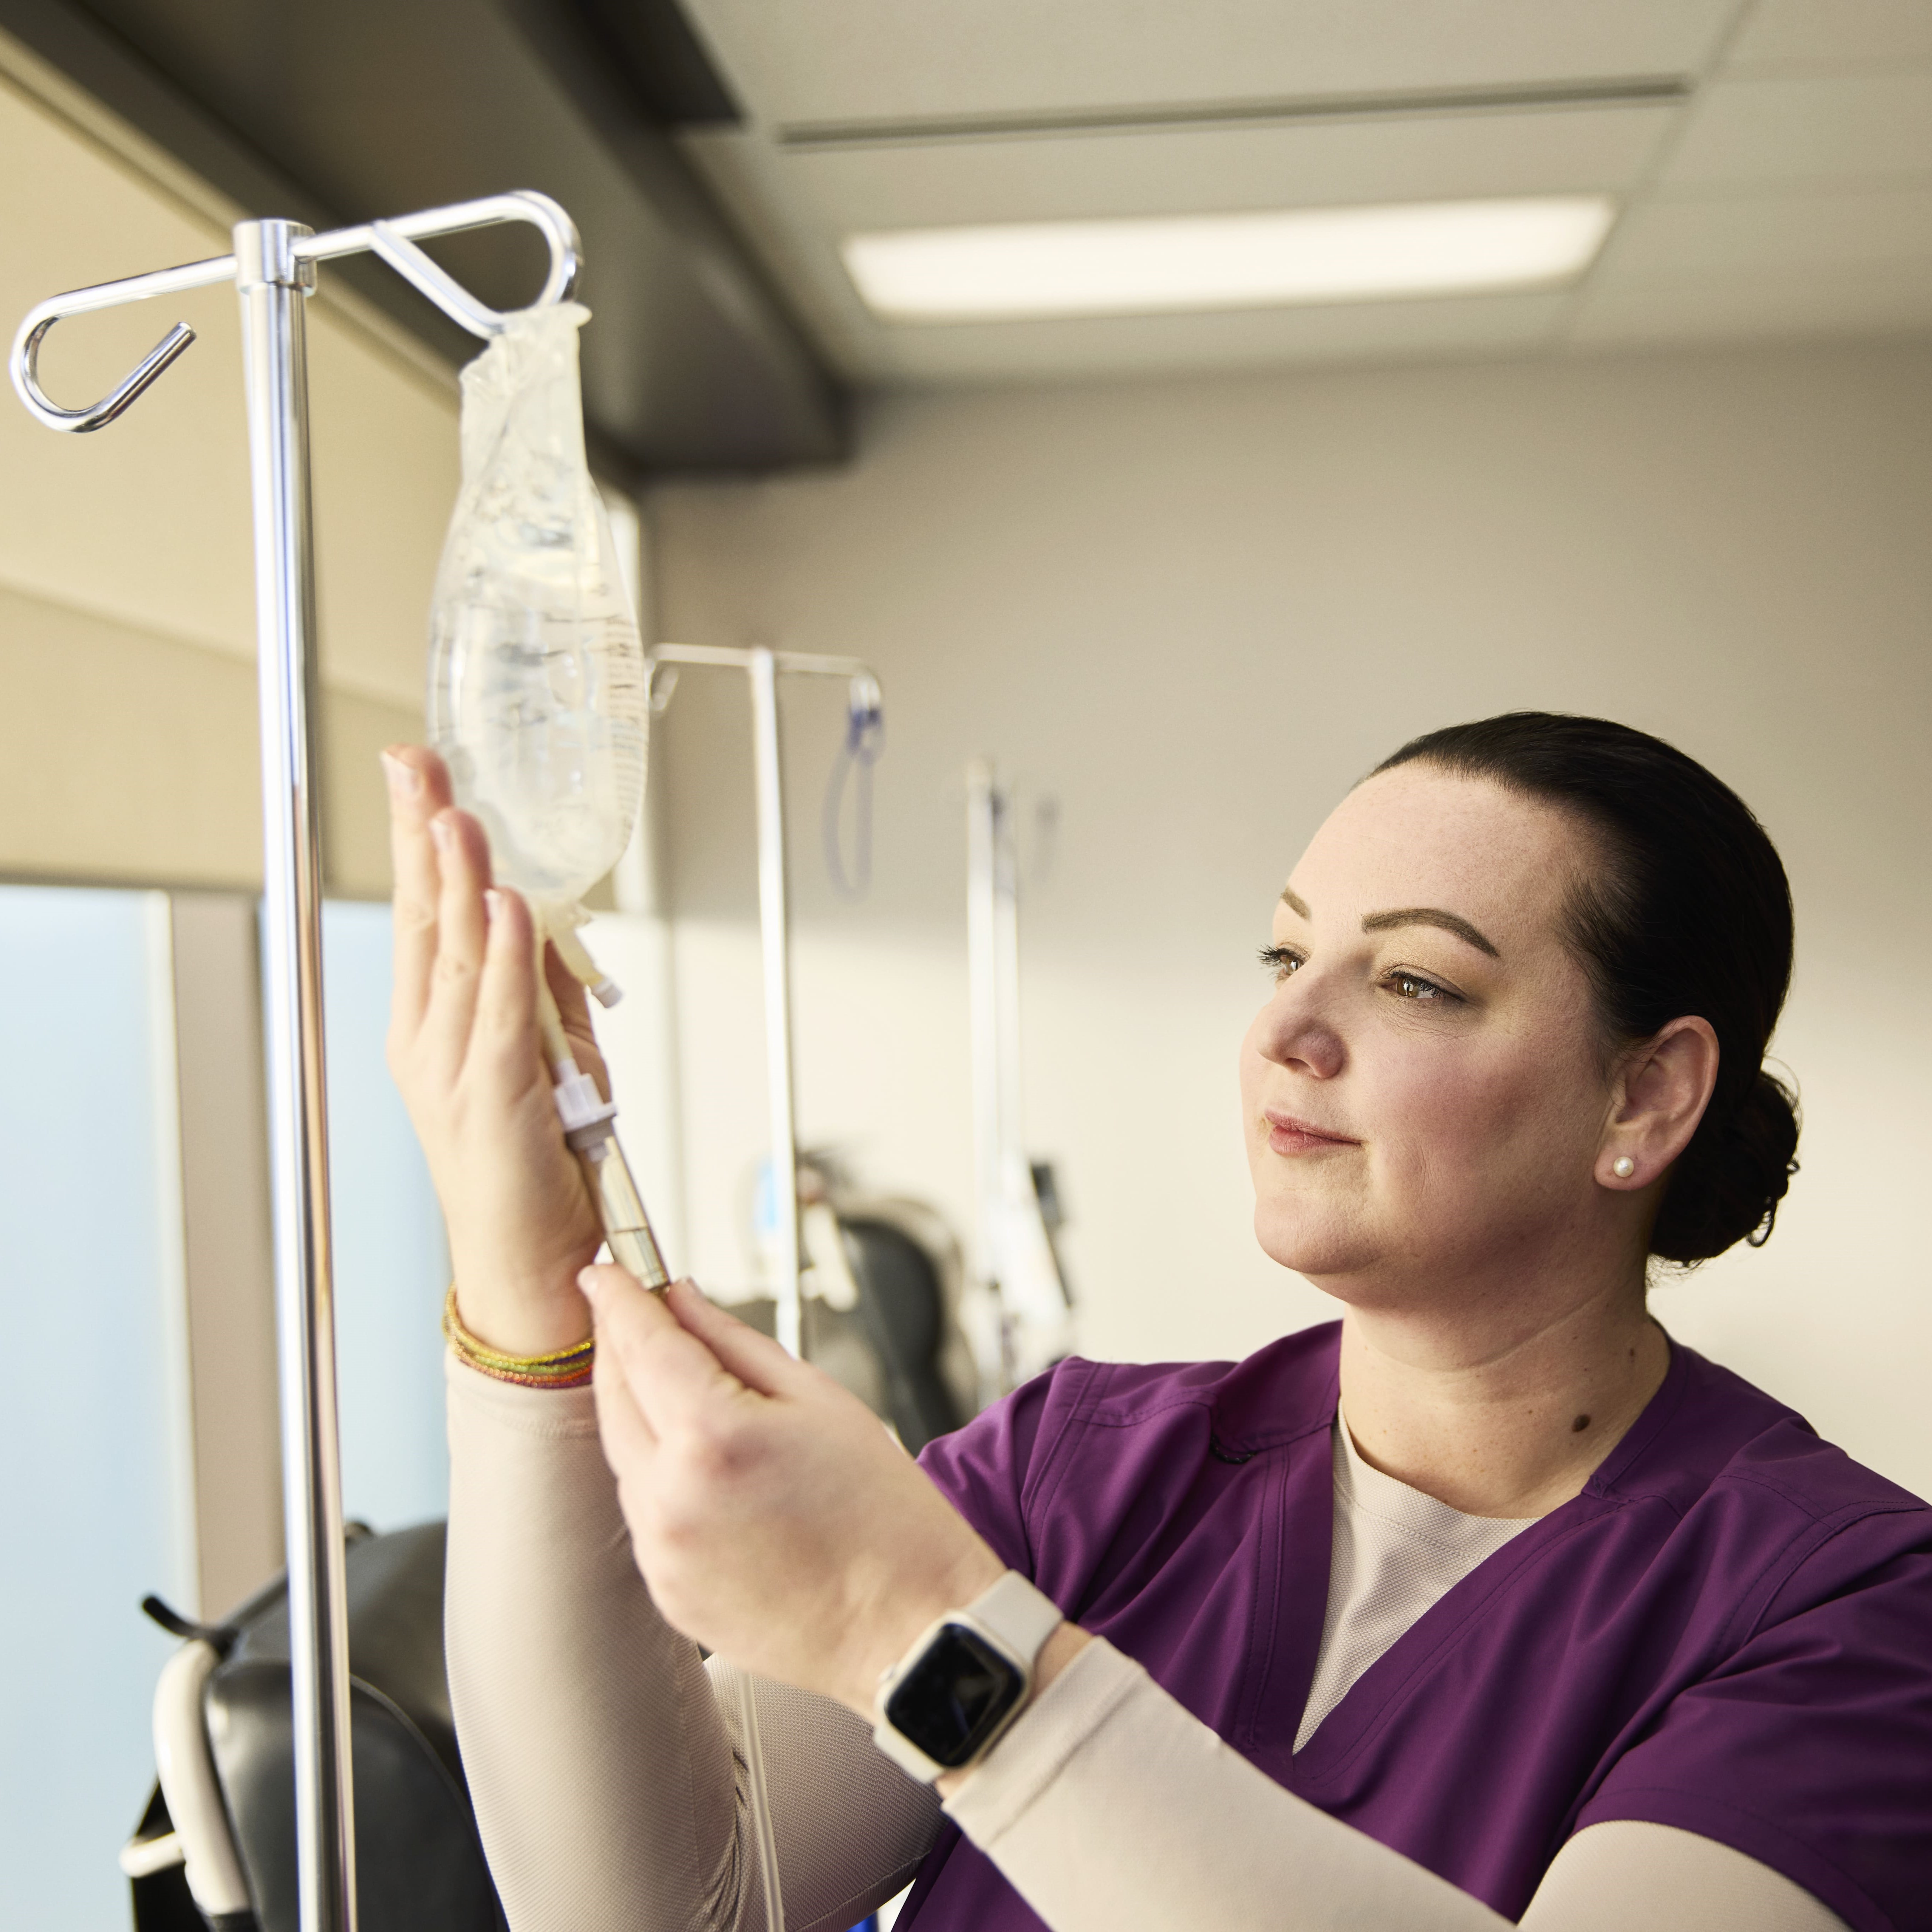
[{"xmin": 1598, "ymin": 1017, "xmax": 1719, "ymax": 1191}]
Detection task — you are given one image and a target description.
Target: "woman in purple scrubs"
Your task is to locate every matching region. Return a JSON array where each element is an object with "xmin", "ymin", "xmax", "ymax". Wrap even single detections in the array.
[{"xmin": 389, "ymin": 713, "xmax": 1932, "ymax": 1932}]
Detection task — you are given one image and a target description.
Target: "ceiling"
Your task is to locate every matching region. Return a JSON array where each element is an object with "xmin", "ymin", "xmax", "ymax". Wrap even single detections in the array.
[
  {"xmin": 9, "ymin": 0, "xmax": 1929, "ymax": 462},
  {"xmin": 674, "ymin": 0, "xmax": 1932, "ymax": 385},
  {"xmin": 0, "ymin": 0, "xmax": 845, "ymax": 472}
]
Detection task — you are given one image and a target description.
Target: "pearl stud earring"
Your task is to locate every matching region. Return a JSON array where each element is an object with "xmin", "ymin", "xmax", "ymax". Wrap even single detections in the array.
[{"xmin": 1612, "ymin": 1156, "xmax": 1635, "ymax": 1179}]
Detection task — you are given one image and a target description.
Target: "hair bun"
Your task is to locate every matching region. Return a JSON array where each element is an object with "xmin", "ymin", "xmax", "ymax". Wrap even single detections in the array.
[{"xmin": 1652, "ymin": 1069, "xmax": 1800, "ymax": 1264}]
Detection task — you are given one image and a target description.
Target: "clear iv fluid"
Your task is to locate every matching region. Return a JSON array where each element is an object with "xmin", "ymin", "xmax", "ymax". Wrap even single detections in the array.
[
  {"xmin": 427, "ymin": 303, "xmax": 645, "ymax": 906},
  {"xmin": 432, "ymin": 598, "xmax": 643, "ymax": 903}
]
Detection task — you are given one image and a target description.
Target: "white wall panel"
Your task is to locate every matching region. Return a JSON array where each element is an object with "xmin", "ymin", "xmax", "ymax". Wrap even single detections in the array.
[{"xmin": 0, "ymin": 50, "xmax": 452, "ymax": 893}]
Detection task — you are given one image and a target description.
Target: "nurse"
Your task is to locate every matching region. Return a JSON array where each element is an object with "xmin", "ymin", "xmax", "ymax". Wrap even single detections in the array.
[{"xmin": 384, "ymin": 712, "xmax": 1932, "ymax": 1932}]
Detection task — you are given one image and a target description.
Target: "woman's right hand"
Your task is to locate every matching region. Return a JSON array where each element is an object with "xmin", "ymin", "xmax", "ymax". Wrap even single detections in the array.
[{"xmin": 383, "ymin": 745, "xmax": 605, "ymax": 1356}]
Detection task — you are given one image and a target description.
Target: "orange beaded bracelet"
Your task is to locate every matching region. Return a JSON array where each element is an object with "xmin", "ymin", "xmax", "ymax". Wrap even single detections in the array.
[{"xmin": 442, "ymin": 1286, "xmax": 595, "ymax": 1390}]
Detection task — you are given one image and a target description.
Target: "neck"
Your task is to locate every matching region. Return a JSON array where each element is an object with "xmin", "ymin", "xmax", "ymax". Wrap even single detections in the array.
[{"xmin": 1333, "ymin": 1269, "xmax": 1669, "ymax": 1518}]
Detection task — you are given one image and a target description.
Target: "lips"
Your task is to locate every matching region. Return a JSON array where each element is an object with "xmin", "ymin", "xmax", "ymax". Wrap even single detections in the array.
[{"xmin": 1262, "ymin": 1108, "xmax": 1359, "ymax": 1156}]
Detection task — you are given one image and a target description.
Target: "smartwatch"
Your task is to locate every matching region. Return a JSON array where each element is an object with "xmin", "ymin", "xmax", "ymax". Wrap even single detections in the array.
[{"xmin": 872, "ymin": 1571, "xmax": 1064, "ymax": 1783}]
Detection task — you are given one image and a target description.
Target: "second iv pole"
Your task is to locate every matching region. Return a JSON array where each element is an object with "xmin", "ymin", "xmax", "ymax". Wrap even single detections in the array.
[
  {"xmin": 12, "ymin": 190, "xmax": 586, "ymax": 1932},
  {"xmin": 647, "ymin": 644, "xmax": 882, "ymax": 1361}
]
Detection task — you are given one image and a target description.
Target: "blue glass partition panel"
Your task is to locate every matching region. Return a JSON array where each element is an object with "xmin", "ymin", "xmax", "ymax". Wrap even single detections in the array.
[
  {"xmin": 322, "ymin": 899, "xmax": 452, "ymax": 1531},
  {"xmin": 0, "ymin": 886, "xmax": 190, "ymax": 1932}
]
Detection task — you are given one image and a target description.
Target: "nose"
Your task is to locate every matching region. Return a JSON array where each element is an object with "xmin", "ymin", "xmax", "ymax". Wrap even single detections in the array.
[{"xmin": 1250, "ymin": 978, "xmax": 1345, "ymax": 1081}]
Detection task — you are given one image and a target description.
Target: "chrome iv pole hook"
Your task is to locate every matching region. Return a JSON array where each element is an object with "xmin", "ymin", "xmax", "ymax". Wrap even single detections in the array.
[
  {"xmin": 14, "ymin": 315, "xmax": 194, "ymax": 432},
  {"xmin": 308, "ymin": 189, "xmax": 583, "ymax": 341},
  {"xmin": 10, "ymin": 252, "xmax": 239, "ymax": 433},
  {"xmin": 9, "ymin": 187, "xmax": 584, "ymax": 432}
]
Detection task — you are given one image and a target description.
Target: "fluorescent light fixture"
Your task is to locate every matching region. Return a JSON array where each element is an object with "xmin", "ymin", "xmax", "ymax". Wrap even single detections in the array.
[{"xmin": 842, "ymin": 196, "xmax": 1616, "ymax": 322}]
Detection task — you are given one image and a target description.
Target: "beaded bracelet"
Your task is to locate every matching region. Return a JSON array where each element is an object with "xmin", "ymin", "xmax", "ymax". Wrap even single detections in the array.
[{"xmin": 443, "ymin": 1285, "xmax": 595, "ymax": 1390}]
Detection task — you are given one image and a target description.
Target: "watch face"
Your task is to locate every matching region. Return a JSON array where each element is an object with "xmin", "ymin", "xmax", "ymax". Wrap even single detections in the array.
[{"xmin": 884, "ymin": 1622, "xmax": 1026, "ymax": 1770}]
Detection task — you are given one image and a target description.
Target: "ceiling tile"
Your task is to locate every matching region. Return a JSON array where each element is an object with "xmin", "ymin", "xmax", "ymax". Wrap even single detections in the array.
[
  {"xmin": 682, "ymin": 0, "xmax": 1738, "ymax": 129},
  {"xmin": 674, "ymin": 4, "xmax": 1932, "ymax": 383},
  {"xmin": 1665, "ymin": 74, "xmax": 1932, "ymax": 188},
  {"xmin": 1567, "ymin": 267, "xmax": 1932, "ymax": 346},
  {"xmin": 694, "ymin": 106, "xmax": 1676, "ymax": 233},
  {"xmin": 1724, "ymin": 0, "xmax": 1932, "ymax": 74},
  {"xmin": 851, "ymin": 289, "xmax": 1570, "ymax": 386},
  {"xmin": 1600, "ymin": 185, "xmax": 1932, "ymax": 284}
]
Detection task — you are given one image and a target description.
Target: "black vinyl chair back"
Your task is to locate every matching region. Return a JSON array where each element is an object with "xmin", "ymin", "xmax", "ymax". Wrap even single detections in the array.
[
  {"xmin": 842, "ymin": 1216, "xmax": 968, "ymax": 1452},
  {"xmin": 132, "ymin": 1521, "xmax": 505, "ymax": 1932}
]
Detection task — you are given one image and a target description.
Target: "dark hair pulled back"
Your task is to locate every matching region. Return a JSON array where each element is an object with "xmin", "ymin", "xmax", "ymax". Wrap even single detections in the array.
[{"xmin": 1375, "ymin": 713, "xmax": 1798, "ymax": 1263}]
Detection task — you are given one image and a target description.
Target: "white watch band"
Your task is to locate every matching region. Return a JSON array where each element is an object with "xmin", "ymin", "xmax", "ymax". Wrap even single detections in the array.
[
  {"xmin": 872, "ymin": 1571, "xmax": 1065, "ymax": 1783},
  {"xmin": 964, "ymin": 1571, "xmax": 1065, "ymax": 1663}
]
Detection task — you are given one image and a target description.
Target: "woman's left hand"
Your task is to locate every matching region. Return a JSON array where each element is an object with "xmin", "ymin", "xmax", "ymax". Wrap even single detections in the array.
[{"xmin": 582, "ymin": 1264, "xmax": 1007, "ymax": 1719}]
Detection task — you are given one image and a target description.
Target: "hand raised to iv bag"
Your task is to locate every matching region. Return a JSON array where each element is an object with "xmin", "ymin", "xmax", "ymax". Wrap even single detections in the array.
[
  {"xmin": 383, "ymin": 744, "xmax": 605, "ymax": 1357},
  {"xmin": 583, "ymin": 1265, "xmax": 1008, "ymax": 1719}
]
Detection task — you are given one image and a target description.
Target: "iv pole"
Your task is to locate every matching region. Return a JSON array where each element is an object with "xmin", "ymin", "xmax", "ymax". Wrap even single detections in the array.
[
  {"xmin": 12, "ymin": 190, "xmax": 584, "ymax": 1932},
  {"xmin": 646, "ymin": 644, "xmax": 880, "ymax": 1361},
  {"xmin": 966, "ymin": 759, "xmax": 1017, "ymax": 1348},
  {"xmin": 965, "ymin": 761, "xmax": 1072, "ymax": 1391}
]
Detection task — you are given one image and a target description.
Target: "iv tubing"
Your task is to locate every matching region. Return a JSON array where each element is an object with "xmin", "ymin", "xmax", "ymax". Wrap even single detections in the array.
[
  {"xmin": 736, "ymin": 1674, "xmax": 788, "ymax": 1932},
  {"xmin": 534, "ymin": 922, "xmax": 668, "ymax": 1291}
]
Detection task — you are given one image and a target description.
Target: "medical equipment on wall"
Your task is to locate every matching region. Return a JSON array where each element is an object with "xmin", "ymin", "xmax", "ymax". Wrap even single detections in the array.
[
  {"xmin": 966, "ymin": 763, "xmax": 1075, "ymax": 1391},
  {"xmin": 11, "ymin": 190, "xmax": 599, "ymax": 1932},
  {"xmin": 426, "ymin": 300, "xmax": 668, "ymax": 1294}
]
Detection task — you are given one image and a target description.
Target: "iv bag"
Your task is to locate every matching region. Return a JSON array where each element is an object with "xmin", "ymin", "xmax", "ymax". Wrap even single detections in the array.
[{"xmin": 427, "ymin": 303, "xmax": 645, "ymax": 908}]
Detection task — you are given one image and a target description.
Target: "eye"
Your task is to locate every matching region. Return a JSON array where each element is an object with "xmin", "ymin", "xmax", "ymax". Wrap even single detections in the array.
[
  {"xmin": 1258, "ymin": 944, "xmax": 1303, "ymax": 982},
  {"xmin": 1385, "ymin": 969, "xmax": 1459, "ymax": 1005}
]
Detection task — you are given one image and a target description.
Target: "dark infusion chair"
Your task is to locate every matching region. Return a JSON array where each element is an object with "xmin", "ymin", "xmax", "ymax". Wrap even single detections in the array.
[{"xmin": 127, "ymin": 1521, "xmax": 504, "ymax": 1932}]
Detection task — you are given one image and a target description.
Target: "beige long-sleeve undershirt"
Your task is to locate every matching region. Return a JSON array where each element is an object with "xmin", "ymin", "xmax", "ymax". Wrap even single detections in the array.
[{"xmin": 444, "ymin": 1358, "xmax": 1846, "ymax": 1932}]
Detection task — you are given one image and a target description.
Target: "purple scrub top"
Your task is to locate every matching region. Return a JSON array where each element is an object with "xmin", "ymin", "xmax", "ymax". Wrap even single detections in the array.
[{"xmin": 904, "ymin": 1323, "xmax": 1932, "ymax": 1932}]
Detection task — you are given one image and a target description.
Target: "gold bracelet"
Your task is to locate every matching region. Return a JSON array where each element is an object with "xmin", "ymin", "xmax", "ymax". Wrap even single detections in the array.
[{"xmin": 443, "ymin": 1286, "xmax": 595, "ymax": 1389}]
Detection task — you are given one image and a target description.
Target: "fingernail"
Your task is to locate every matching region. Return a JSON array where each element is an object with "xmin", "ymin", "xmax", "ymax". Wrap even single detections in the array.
[
  {"xmin": 577, "ymin": 1268, "xmax": 602, "ymax": 1306},
  {"xmin": 380, "ymin": 750, "xmax": 421, "ymax": 799},
  {"xmin": 484, "ymin": 888, "xmax": 503, "ymax": 925},
  {"xmin": 429, "ymin": 814, "xmax": 453, "ymax": 852}
]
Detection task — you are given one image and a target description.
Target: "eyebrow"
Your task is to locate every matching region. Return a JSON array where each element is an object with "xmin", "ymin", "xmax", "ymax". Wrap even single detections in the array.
[
  {"xmin": 1361, "ymin": 907, "xmax": 1500, "ymax": 958},
  {"xmin": 1281, "ymin": 887, "xmax": 1500, "ymax": 959}
]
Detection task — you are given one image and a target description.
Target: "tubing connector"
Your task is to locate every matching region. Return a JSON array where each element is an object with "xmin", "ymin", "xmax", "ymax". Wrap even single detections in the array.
[
  {"xmin": 548, "ymin": 1059, "xmax": 669, "ymax": 1291},
  {"xmin": 552, "ymin": 1063, "xmax": 618, "ymax": 1150}
]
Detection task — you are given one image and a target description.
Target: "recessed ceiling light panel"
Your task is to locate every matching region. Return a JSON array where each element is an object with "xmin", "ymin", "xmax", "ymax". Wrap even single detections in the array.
[{"xmin": 842, "ymin": 196, "xmax": 1616, "ymax": 322}]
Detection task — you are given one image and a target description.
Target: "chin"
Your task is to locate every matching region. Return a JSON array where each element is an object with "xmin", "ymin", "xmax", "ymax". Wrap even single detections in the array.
[{"xmin": 1251, "ymin": 1197, "xmax": 1378, "ymax": 1281}]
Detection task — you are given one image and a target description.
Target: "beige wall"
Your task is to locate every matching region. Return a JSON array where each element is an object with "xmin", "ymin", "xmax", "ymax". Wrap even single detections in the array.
[
  {"xmin": 0, "ymin": 37, "xmax": 454, "ymax": 894},
  {"xmin": 647, "ymin": 336, "xmax": 1932, "ymax": 1496}
]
